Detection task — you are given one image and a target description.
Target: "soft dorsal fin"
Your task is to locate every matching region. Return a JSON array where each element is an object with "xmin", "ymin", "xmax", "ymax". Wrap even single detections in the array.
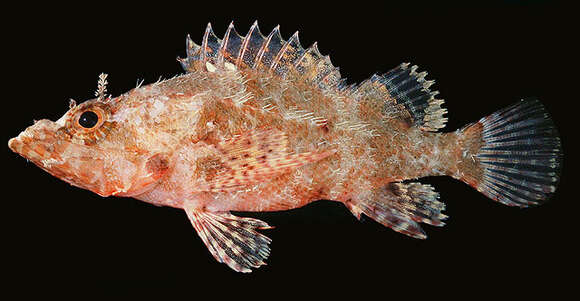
[
  {"xmin": 355, "ymin": 63, "xmax": 447, "ymax": 131},
  {"xmin": 178, "ymin": 21, "xmax": 342, "ymax": 90}
]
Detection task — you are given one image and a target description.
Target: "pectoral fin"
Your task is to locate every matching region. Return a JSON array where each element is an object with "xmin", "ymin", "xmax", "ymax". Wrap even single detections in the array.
[
  {"xmin": 209, "ymin": 129, "xmax": 334, "ymax": 191},
  {"xmin": 185, "ymin": 209, "xmax": 273, "ymax": 273}
]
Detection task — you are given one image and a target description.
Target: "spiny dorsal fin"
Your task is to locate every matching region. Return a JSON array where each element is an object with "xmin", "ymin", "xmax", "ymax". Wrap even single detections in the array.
[
  {"xmin": 236, "ymin": 21, "xmax": 265, "ymax": 68},
  {"xmin": 179, "ymin": 21, "xmax": 342, "ymax": 90},
  {"xmin": 217, "ymin": 22, "xmax": 242, "ymax": 65},
  {"xmin": 178, "ymin": 23, "xmax": 222, "ymax": 71},
  {"xmin": 253, "ymin": 25, "xmax": 282, "ymax": 69},
  {"xmin": 201, "ymin": 23, "xmax": 221, "ymax": 63}
]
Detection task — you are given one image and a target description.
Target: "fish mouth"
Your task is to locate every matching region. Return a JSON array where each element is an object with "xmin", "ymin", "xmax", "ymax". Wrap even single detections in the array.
[
  {"xmin": 8, "ymin": 119, "xmax": 61, "ymax": 162},
  {"xmin": 8, "ymin": 132, "xmax": 33, "ymax": 158},
  {"xmin": 8, "ymin": 136, "xmax": 20, "ymax": 153}
]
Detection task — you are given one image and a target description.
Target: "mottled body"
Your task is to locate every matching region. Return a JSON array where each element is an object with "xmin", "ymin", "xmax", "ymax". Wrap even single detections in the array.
[
  {"xmin": 123, "ymin": 69, "xmax": 454, "ymax": 212},
  {"xmin": 9, "ymin": 22, "xmax": 562, "ymax": 272}
]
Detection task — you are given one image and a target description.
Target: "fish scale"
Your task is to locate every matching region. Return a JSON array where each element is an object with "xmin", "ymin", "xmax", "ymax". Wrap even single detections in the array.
[{"xmin": 8, "ymin": 21, "xmax": 563, "ymax": 273}]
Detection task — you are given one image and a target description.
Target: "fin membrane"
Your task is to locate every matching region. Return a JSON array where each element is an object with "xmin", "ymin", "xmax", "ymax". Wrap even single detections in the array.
[
  {"xmin": 460, "ymin": 98, "xmax": 563, "ymax": 207},
  {"xmin": 209, "ymin": 129, "xmax": 334, "ymax": 191},
  {"xmin": 352, "ymin": 63, "xmax": 447, "ymax": 131},
  {"xmin": 380, "ymin": 63, "xmax": 447, "ymax": 131},
  {"xmin": 350, "ymin": 182, "xmax": 447, "ymax": 239},
  {"xmin": 179, "ymin": 21, "xmax": 342, "ymax": 90},
  {"xmin": 180, "ymin": 23, "xmax": 445, "ymax": 128},
  {"xmin": 186, "ymin": 210, "xmax": 272, "ymax": 273}
]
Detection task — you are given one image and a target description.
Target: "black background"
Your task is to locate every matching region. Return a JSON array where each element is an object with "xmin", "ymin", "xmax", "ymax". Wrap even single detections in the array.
[{"xmin": 3, "ymin": 1, "xmax": 576, "ymax": 299}]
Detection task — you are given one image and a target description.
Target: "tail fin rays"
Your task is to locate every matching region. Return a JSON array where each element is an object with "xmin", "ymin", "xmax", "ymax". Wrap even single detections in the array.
[{"xmin": 457, "ymin": 99, "xmax": 563, "ymax": 207}]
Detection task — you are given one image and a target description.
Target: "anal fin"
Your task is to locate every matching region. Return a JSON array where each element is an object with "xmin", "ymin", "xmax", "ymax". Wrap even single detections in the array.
[
  {"xmin": 347, "ymin": 182, "xmax": 447, "ymax": 239},
  {"xmin": 185, "ymin": 210, "xmax": 272, "ymax": 273}
]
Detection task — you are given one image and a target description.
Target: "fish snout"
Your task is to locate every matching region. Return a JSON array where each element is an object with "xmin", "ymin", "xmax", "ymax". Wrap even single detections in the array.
[
  {"xmin": 8, "ymin": 119, "xmax": 61, "ymax": 161},
  {"xmin": 8, "ymin": 136, "xmax": 22, "ymax": 153}
]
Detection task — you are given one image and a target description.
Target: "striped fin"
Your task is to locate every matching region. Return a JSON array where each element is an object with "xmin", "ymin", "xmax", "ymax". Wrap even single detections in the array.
[
  {"xmin": 352, "ymin": 63, "xmax": 447, "ymax": 131},
  {"xmin": 347, "ymin": 182, "xmax": 447, "ymax": 239},
  {"xmin": 457, "ymin": 99, "xmax": 563, "ymax": 207},
  {"xmin": 380, "ymin": 63, "xmax": 447, "ymax": 131},
  {"xmin": 179, "ymin": 21, "xmax": 342, "ymax": 90},
  {"xmin": 185, "ymin": 210, "xmax": 272, "ymax": 273},
  {"xmin": 209, "ymin": 129, "xmax": 335, "ymax": 192}
]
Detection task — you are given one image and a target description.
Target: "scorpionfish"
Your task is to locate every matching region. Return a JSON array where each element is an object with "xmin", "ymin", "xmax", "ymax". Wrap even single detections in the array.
[{"xmin": 8, "ymin": 22, "xmax": 563, "ymax": 272}]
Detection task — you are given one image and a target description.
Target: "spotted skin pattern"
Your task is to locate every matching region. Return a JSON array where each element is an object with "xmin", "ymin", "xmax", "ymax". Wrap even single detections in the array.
[{"xmin": 8, "ymin": 22, "xmax": 562, "ymax": 272}]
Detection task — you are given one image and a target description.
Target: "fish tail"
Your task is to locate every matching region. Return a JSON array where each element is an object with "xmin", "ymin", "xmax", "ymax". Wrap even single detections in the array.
[{"xmin": 454, "ymin": 98, "xmax": 563, "ymax": 207}]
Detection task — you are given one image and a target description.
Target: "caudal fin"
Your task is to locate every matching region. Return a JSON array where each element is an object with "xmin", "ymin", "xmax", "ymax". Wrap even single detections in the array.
[{"xmin": 456, "ymin": 99, "xmax": 563, "ymax": 207}]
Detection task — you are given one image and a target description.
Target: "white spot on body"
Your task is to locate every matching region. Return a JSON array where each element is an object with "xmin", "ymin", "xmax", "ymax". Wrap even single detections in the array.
[
  {"xmin": 206, "ymin": 62, "xmax": 217, "ymax": 72},
  {"xmin": 224, "ymin": 62, "xmax": 236, "ymax": 71},
  {"xmin": 150, "ymin": 100, "xmax": 166, "ymax": 119},
  {"xmin": 41, "ymin": 158, "xmax": 63, "ymax": 168}
]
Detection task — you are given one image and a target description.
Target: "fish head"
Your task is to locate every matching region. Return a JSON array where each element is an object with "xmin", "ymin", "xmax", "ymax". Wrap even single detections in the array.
[{"xmin": 8, "ymin": 96, "xmax": 167, "ymax": 197}]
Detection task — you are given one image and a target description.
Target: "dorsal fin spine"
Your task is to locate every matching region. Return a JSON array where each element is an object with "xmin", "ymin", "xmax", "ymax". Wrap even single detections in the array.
[
  {"xmin": 253, "ymin": 25, "xmax": 279, "ymax": 69},
  {"xmin": 296, "ymin": 42, "xmax": 318, "ymax": 67},
  {"xmin": 182, "ymin": 23, "xmax": 341, "ymax": 92},
  {"xmin": 236, "ymin": 21, "xmax": 258, "ymax": 67},
  {"xmin": 217, "ymin": 22, "xmax": 235, "ymax": 65},
  {"xmin": 201, "ymin": 23, "xmax": 213, "ymax": 62},
  {"xmin": 186, "ymin": 34, "xmax": 200, "ymax": 58},
  {"xmin": 177, "ymin": 34, "xmax": 201, "ymax": 72},
  {"xmin": 270, "ymin": 31, "xmax": 299, "ymax": 71}
]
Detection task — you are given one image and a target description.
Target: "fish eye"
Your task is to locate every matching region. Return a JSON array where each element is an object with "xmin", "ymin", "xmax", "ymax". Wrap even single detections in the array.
[{"xmin": 78, "ymin": 111, "xmax": 99, "ymax": 128}]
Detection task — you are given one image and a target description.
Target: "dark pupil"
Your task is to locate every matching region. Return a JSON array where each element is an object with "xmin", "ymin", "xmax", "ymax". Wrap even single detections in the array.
[{"xmin": 79, "ymin": 111, "xmax": 99, "ymax": 128}]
